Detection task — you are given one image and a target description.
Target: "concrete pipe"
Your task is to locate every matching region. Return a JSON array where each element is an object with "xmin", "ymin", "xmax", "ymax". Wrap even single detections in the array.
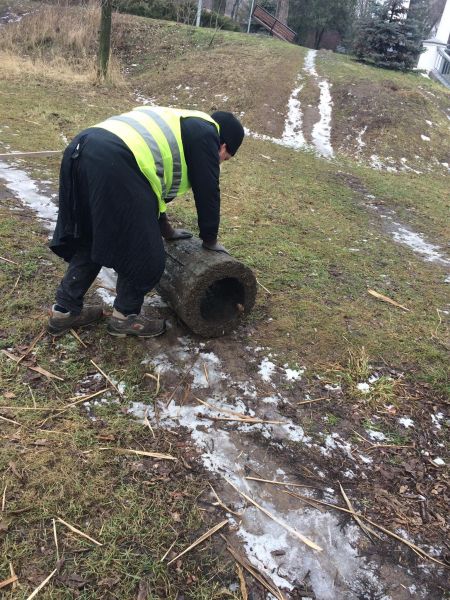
[{"xmin": 156, "ymin": 237, "xmax": 257, "ymax": 337}]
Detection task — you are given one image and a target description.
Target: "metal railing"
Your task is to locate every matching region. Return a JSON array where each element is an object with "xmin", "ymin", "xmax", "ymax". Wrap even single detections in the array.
[{"xmin": 435, "ymin": 47, "xmax": 450, "ymax": 85}]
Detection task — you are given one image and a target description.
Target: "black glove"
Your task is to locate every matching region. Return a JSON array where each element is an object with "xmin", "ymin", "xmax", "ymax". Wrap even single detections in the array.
[
  {"xmin": 165, "ymin": 229, "xmax": 193, "ymax": 241},
  {"xmin": 159, "ymin": 215, "xmax": 193, "ymax": 241},
  {"xmin": 202, "ymin": 240, "xmax": 230, "ymax": 254}
]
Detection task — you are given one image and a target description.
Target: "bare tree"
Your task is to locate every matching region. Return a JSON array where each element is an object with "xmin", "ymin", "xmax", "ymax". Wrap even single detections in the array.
[
  {"xmin": 276, "ymin": 0, "xmax": 289, "ymax": 24},
  {"xmin": 97, "ymin": 0, "xmax": 112, "ymax": 80}
]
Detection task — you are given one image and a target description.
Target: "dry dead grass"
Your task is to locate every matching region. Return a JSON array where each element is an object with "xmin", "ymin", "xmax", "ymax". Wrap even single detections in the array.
[{"xmin": 0, "ymin": 2, "xmax": 124, "ymax": 84}]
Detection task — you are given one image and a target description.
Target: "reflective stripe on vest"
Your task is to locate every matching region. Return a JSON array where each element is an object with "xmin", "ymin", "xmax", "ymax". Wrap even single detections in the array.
[
  {"xmin": 133, "ymin": 107, "xmax": 182, "ymax": 200},
  {"xmin": 94, "ymin": 107, "xmax": 219, "ymax": 215}
]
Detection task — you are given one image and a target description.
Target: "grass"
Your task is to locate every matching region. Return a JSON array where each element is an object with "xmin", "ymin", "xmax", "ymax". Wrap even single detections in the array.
[
  {"xmin": 0, "ymin": 199, "xmax": 238, "ymax": 598},
  {"xmin": 0, "ymin": 7, "xmax": 449, "ymax": 595}
]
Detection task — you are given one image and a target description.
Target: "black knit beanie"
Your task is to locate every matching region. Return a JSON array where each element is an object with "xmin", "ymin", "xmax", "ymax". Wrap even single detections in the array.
[{"xmin": 211, "ymin": 111, "xmax": 245, "ymax": 156}]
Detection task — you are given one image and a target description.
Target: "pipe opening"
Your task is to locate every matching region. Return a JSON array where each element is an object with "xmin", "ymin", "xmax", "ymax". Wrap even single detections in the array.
[{"xmin": 200, "ymin": 277, "xmax": 246, "ymax": 322}]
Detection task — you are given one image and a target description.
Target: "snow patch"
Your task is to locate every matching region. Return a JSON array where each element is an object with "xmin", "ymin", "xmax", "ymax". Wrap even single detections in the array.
[
  {"xmin": 313, "ymin": 79, "xmax": 334, "ymax": 158},
  {"xmin": 259, "ymin": 358, "xmax": 276, "ymax": 382},
  {"xmin": 356, "ymin": 382, "xmax": 370, "ymax": 394},
  {"xmin": 390, "ymin": 225, "xmax": 450, "ymax": 267},
  {"xmin": 366, "ymin": 430, "xmax": 386, "ymax": 441},
  {"xmin": 284, "ymin": 367, "xmax": 304, "ymax": 381},
  {"xmin": 281, "ymin": 73, "xmax": 307, "ymax": 149},
  {"xmin": 398, "ymin": 417, "xmax": 414, "ymax": 428}
]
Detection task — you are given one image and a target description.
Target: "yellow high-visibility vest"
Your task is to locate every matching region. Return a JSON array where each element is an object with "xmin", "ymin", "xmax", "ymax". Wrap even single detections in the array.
[{"xmin": 95, "ymin": 106, "xmax": 219, "ymax": 215}]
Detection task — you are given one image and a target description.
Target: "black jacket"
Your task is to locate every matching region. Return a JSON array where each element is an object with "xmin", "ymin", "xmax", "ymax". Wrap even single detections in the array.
[{"xmin": 50, "ymin": 115, "xmax": 221, "ymax": 270}]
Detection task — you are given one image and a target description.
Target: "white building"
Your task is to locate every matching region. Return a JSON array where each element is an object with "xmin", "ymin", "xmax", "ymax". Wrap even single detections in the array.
[{"xmin": 417, "ymin": 0, "xmax": 450, "ymax": 86}]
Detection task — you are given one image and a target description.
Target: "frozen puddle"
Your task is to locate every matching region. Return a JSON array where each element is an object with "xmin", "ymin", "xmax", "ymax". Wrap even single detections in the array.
[
  {"xmin": 0, "ymin": 160, "xmax": 168, "ymax": 306},
  {"xmin": 128, "ymin": 341, "xmax": 424, "ymax": 599}
]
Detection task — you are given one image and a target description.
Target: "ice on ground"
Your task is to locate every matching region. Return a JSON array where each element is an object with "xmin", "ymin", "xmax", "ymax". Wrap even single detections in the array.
[
  {"xmin": 261, "ymin": 395, "xmax": 280, "ymax": 405},
  {"xmin": 324, "ymin": 384, "xmax": 342, "ymax": 393},
  {"xmin": 366, "ymin": 430, "xmax": 386, "ymax": 441},
  {"xmin": 357, "ymin": 382, "xmax": 371, "ymax": 393},
  {"xmin": 282, "ymin": 77, "xmax": 307, "ymax": 149},
  {"xmin": 304, "ymin": 49, "xmax": 318, "ymax": 77},
  {"xmin": 134, "ymin": 92, "xmax": 155, "ymax": 106},
  {"xmin": 356, "ymin": 126, "xmax": 367, "ymax": 149},
  {"xmin": 192, "ymin": 352, "xmax": 224, "ymax": 388},
  {"xmin": 259, "ymin": 358, "xmax": 276, "ymax": 382},
  {"xmin": 284, "ymin": 367, "xmax": 304, "ymax": 381},
  {"xmin": 431, "ymin": 413, "xmax": 444, "ymax": 429},
  {"xmin": 302, "ymin": 49, "xmax": 334, "ymax": 158},
  {"xmin": 431, "ymin": 457, "xmax": 445, "ymax": 466},
  {"xmin": 0, "ymin": 160, "xmax": 58, "ymax": 224},
  {"xmin": 390, "ymin": 225, "xmax": 450, "ymax": 267},
  {"xmin": 313, "ymin": 80, "xmax": 334, "ymax": 158}
]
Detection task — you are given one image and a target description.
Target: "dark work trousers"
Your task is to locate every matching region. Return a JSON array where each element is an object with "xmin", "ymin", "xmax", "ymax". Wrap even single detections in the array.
[
  {"xmin": 51, "ymin": 128, "xmax": 166, "ymax": 316},
  {"xmin": 55, "ymin": 248, "xmax": 153, "ymax": 316}
]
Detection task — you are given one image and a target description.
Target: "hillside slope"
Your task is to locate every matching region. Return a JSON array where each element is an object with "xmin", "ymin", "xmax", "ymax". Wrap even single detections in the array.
[{"xmin": 0, "ymin": 5, "xmax": 449, "ymax": 600}]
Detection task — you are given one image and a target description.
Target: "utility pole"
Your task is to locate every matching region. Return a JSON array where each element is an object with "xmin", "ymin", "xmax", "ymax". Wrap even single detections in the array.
[
  {"xmin": 247, "ymin": 0, "xmax": 255, "ymax": 32},
  {"xmin": 196, "ymin": 0, "xmax": 203, "ymax": 26}
]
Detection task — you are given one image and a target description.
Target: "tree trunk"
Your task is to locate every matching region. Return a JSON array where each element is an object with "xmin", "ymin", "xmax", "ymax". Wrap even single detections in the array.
[
  {"xmin": 276, "ymin": 0, "xmax": 289, "ymax": 24},
  {"xmin": 314, "ymin": 27, "xmax": 324, "ymax": 49},
  {"xmin": 157, "ymin": 237, "xmax": 257, "ymax": 337},
  {"xmin": 97, "ymin": 0, "xmax": 112, "ymax": 80}
]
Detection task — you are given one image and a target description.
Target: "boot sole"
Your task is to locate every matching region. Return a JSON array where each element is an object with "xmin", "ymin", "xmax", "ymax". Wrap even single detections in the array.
[
  {"xmin": 106, "ymin": 325, "xmax": 166, "ymax": 339},
  {"xmin": 106, "ymin": 329, "xmax": 166, "ymax": 339}
]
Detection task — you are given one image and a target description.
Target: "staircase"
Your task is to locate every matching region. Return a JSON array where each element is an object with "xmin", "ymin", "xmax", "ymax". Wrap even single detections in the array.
[{"xmin": 251, "ymin": 4, "xmax": 296, "ymax": 43}]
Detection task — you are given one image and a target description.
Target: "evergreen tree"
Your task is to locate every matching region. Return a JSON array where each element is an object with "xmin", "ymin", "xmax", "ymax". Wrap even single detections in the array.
[{"xmin": 353, "ymin": 0, "xmax": 424, "ymax": 71}]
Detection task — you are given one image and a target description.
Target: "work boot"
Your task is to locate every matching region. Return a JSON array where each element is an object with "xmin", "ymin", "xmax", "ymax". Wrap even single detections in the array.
[
  {"xmin": 107, "ymin": 309, "xmax": 166, "ymax": 338},
  {"xmin": 47, "ymin": 305, "xmax": 104, "ymax": 336}
]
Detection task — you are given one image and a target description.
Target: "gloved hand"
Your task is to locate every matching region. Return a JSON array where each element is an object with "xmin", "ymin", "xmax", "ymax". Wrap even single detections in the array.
[
  {"xmin": 165, "ymin": 229, "xmax": 193, "ymax": 241},
  {"xmin": 159, "ymin": 215, "xmax": 192, "ymax": 241},
  {"xmin": 202, "ymin": 240, "xmax": 230, "ymax": 254}
]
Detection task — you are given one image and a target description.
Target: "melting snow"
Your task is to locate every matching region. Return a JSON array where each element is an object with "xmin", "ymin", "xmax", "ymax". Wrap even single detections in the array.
[
  {"xmin": 120, "ymin": 339, "xmax": 403, "ymax": 597},
  {"xmin": 324, "ymin": 384, "xmax": 342, "ymax": 393},
  {"xmin": 366, "ymin": 430, "xmax": 386, "ymax": 441},
  {"xmin": 247, "ymin": 50, "xmax": 334, "ymax": 158},
  {"xmin": 356, "ymin": 382, "xmax": 371, "ymax": 393},
  {"xmin": 431, "ymin": 457, "xmax": 445, "ymax": 466},
  {"xmin": 282, "ymin": 79, "xmax": 307, "ymax": 149},
  {"xmin": 284, "ymin": 367, "xmax": 304, "ymax": 381},
  {"xmin": 259, "ymin": 358, "xmax": 276, "ymax": 382},
  {"xmin": 390, "ymin": 226, "xmax": 450, "ymax": 267},
  {"xmin": 398, "ymin": 417, "xmax": 414, "ymax": 428},
  {"xmin": 0, "ymin": 160, "xmax": 58, "ymax": 224},
  {"xmin": 431, "ymin": 413, "xmax": 444, "ymax": 429},
  {"xmin": 356, "ymin": 126, "xmax": 367, "ymax": 149},
  {"xmin": 313, "ymin": 79, "xmax": 334, "ymax": 158}
]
